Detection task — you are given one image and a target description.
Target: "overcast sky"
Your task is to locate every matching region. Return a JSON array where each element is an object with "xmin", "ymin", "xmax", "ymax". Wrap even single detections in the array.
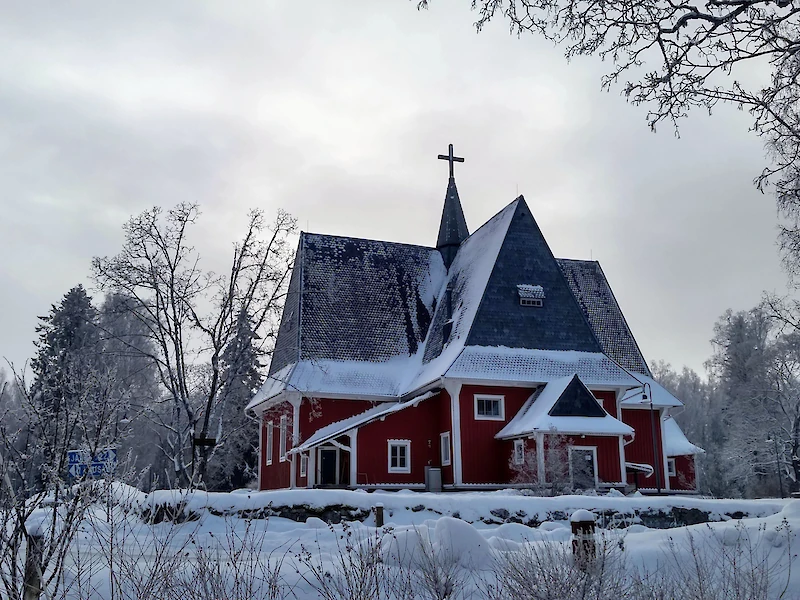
[{"xmin": 0, "ymin": 0, "xmax": 786, "ymax": 377}]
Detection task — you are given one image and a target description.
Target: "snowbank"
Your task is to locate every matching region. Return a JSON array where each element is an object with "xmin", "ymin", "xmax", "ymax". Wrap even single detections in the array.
[{"xmin": 108, "ymin": 483, "xmax": 789, "ymax": 529}]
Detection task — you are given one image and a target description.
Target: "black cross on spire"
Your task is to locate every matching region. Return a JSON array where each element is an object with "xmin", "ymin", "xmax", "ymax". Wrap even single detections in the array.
[{"xmin": 438, "ymin": 143, "xmax": 464, "ymax": 179}]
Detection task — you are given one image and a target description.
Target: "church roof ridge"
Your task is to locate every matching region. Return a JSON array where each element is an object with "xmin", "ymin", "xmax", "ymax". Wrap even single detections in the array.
[{"xmin": 301, "ymin": 230, "xmax": 437, "ymax": 252}]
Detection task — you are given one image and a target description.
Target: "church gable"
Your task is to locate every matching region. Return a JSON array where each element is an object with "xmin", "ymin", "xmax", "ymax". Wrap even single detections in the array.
[
  {"xmin": 466, "ymin": 198, "xmax": 602, "ymax": 353},
  {"xmin": 548, "ymin": 374, "xmax": 607, "ymax": 417}
]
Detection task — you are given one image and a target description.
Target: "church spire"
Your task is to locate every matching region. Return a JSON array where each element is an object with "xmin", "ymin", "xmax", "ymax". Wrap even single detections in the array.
[{"xmin": 436, "ymin": 144, "xmax": 469, "ymax": 269}]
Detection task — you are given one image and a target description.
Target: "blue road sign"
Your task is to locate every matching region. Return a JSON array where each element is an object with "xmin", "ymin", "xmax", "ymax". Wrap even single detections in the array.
[{"xmin": 66, "ymin": 448, "xmax": 117, "ymax": 479}]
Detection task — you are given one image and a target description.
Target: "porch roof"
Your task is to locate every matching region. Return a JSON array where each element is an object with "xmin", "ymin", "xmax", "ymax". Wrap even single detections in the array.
[{"xmin": 288, "ymin": 391, "xmax": 436, "ymax": 454}]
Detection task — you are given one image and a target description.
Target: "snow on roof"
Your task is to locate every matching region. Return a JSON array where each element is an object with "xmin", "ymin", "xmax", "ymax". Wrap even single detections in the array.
[
  {"xmin": 517, "ymin": 284, "xmax": 546, "ymax": 299},
  {"xmin": 290, "ymin": 391, "xmax": 436, "ymax": 453},
  {"xmin": 446, "ymin": 347, "xmax": 640, "ymax": 388},
  {"xmin": 663, "ymin": 417, "xmax": 705, "ymax": 456},
  {"xmin": 619, "ymin": 373, "xmax": 684, "ymax": 408},
  {"xmin": 421, "ymin": 199, "xmax": 519, "ymax": 366},
  {"xmin": 496, "ymin": 375, "xmax": 634, "ymax": 439},
  {"xmin": 625, "ymin": 462, "xmax": 654, "ymax": 477},
  {"xmin": 246, "ymin": 363, "xmax": 294, "ymax": 411}
]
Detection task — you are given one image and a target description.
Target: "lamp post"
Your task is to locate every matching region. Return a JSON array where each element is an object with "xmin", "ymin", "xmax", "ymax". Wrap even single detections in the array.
[
  {"xmin": 641, "ymin": 383, "xmax": 662, "ymax": 494},
  {"xmin": 766, "ymin": 433, "xmax": 785, "ymax": 499}
]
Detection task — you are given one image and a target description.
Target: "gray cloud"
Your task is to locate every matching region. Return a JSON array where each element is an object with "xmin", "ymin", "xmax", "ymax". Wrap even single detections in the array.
[{"xmin": 0, "ymin": 0, "xmax": 785, "ymax": 376}]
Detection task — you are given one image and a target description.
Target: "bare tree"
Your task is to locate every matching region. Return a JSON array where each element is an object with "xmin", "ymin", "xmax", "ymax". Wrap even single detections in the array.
[
  {"xmin": 0, "ymin": 364, "xmax": 129, "ymax": 600},
  {"xmin": 91, "ymin": 204, "xmax": 296, "ymax": 488},
  {"xmin": 417, "ymin": 0, "xmax": 800, "ymax": 267}
]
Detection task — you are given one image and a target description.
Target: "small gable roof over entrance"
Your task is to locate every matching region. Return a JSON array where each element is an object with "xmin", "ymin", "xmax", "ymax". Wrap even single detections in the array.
[{"xmin": 497, "ymin": 375, "xmax": 634, "ymax": 439}]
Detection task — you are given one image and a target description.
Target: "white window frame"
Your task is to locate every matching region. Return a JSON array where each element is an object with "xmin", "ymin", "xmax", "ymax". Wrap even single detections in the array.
[
  {"xmin": 266, "ymin": 420, "xmax": 274, "ymax": 466},
  {"xmin": 520, "ymin": 297, "xmax": 543, "ymax": 307},
  {"xmin": 388, "ymin": 439, "xmax": 411, "ymax": 474},
  {"xmin": 440, "ymin": 432, "xmax": 451, "ymax": 466},
  {"xmin": 300, "ymin": 453, "xmax": 308, "ymax": 478},
  {"xmin": 568, "ymin": 446, "xmax": 599, "ymax": 489},
  {"xmin": 667, "ymin": 458, "xmax": 677, "ymax": 477},
  {"xmin": 474, "ymin": 394, "xmax": 505, "ymax": 421},
  {"xmin": 279, "ymin": 415, "xmax": 287, "ymax": 462},
  {"xmin": 513, "ymin": 439, "xmax": 525, "ymax": 465}
]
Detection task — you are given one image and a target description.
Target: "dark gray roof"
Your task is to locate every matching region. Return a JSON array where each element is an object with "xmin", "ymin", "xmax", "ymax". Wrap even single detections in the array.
[
  {"xmin": 436, "ymin": 177, "xmax": 469, "ymax": 269},
  {"xmin": 269, "ymin": 239, "xmax": 303, "ymax": 376},
  {"xmin": 465, "ymin": 199, "xmax": 603, "ymax": 353},
  {"xmin": 549, "ymin": 374, "xmax": 607, "ymax": 417},
  {"xmin": 557, "ymin": 259, "xmax": 650, "ymax": 375},
  {"xmin": 267, "ymin": 200, "xmax": 651, "ymax": 384},
  {"xmin": 268, "ymin": 232, "xmax": 445, "ymax": 377}
]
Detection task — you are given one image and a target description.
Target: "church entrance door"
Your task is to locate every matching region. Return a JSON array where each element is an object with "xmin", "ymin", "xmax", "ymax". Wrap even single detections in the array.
[
  {"xmin": 320, "ymin": 448, "xmax": 338, "ymax": 485},
  {"xmin": 569, "ymin": 447, "xmax": 598, "ymax": 490}
]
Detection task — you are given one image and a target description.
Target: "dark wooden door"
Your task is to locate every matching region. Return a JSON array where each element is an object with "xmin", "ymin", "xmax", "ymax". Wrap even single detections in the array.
[{"xmin": 320, "ymin": 449, "xmax": 337, "ymax": 485}]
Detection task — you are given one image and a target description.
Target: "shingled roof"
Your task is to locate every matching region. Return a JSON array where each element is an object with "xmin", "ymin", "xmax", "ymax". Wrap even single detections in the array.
[
  {"xmin": 268, "ymin": 233, "xmax": 446, "ymax": 377},
  {"xmin": 557, "ymin": 259, "xmax": 650, "ymax": 375},
  {"xmin": 256, "ymin": 196, "xmax": 651, "ymax": 410}
]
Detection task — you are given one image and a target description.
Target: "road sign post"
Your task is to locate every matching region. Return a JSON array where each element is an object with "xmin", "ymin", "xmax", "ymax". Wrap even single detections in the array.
[{"xmin": 66, "ymin": 448, "xmax": 117, "ymax": 480}]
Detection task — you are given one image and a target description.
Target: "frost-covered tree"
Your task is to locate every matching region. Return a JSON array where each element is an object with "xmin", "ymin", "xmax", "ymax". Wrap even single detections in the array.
[
  {"xmin": 92, "ymin": 204, "xmax": 296, "ymax": 488},
  {"xmin": 418, "ymin": 0, "xmax": 800, "ymax": 270},
  {"xmin": 0, "ymin": 288, "xmax": 132, "ymax": 599},
  {"xmin": 96, "ymin": 292, "xmax": 167, "ymax": 490},
  {"xmin": 205, "ymin": 309, "xmax": 264, "ymax": 490}
]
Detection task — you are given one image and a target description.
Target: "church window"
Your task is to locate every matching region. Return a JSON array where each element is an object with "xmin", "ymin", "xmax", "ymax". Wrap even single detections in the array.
[
  {"xmin": 300, "ymin": 454, "xmax": 308, "ymax": 477},
  {"xmin": 388, "ymin": 440, "xmax": 411, "ymax": 473},
  {"xmin": 266, "ymin": 421, "xmax": 274, "ymax": 466},
  {"xmin": 513, "ymin": 439, "xmax": 525, "ymax": 465},
  {"xmin": 279, "ymin": 415, "xmax": 287, "ymax": 462},
  {"xmin": 667, "ymin": 458, "xmax": 677, "ymax": 477},
  {"xmin": 517, "ymin": 284, "xmax": 545, "ymax": 307},
  {"xmin": 475, "ymin": 394, "xmax": 505, "ymax": 421},
  {"xmin": 440, "ymin": 432, "xmax": 451, "ymax": 466}
]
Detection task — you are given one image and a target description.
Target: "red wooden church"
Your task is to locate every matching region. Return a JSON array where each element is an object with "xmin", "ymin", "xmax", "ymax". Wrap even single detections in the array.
[{"xmin": 247, "ymin": 146, "xmax": 703, "ymax": 494}]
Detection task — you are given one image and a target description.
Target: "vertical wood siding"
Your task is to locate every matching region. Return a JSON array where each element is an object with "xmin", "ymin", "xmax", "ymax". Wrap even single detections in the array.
[
  {"xmin": 259, "ymin": 402, "xmax": 293, "ymax": 490},
  {"xmin": 590, "ymin": 390, "xmax": 617, "ymax": 416},
  {"xmin": 439, "ymin": 388, "xmax": 453, "ymax": 485},
  {"xmin": 357, "ymin": 394, "xmax": 442, "ymax": 486},
  {"xmin": 553, "ymin": 434, "xmax": 622, "ymax": 483},
  {"xmin": 670, "ymin": 455, "xmax": 697, "ymax": 491},
  {"xmin": 459, "ymin": 385, "xmax": 536, "ymax": 484},
  {"xmin": 621, "ymin": 408, "xmax": 666, "ymax": 487}
]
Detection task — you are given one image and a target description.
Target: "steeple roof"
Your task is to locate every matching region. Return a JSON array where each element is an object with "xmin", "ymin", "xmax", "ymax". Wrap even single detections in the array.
[{"xmin": 436, "ymin": 177, "xmax": 469, "ymax": 268}]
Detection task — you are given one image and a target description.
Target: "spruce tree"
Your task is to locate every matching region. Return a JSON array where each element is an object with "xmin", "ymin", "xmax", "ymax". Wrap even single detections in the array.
[{"xmin": 206, "ymin": 309, "xmax": 264, "ymax": 490}]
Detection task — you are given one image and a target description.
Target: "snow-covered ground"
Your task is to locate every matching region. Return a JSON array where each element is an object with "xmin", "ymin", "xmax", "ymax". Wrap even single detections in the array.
[{"xmin": 21, "ymin": 487, "xmax": 800, "ymax": 599}]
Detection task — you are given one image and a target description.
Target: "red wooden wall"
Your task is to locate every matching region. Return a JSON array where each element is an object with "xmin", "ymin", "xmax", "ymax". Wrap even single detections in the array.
[
  {"xmin": 439, "ymin": 388, "xmax": 453, "ymax": 485},
  {"xmin": 553, "ymin": 434, "xmax": 622, "ymax": 484},
  {"xmin": 356, "ymin": 393, "xmax": 442, "ymax": 485},
  {"xmin": 621, "ymin": 408, "xmax": 665, "ymax": 488},
  {"xmin": 459, "ymin": 385, "xmax": 536, "ymax": 484},
  {"xmin": 592, "ymin": 390, "xmax": 617, "ymax": 416},
  {"xmin": 259, "ymin": 402, "xmax": 294, "ymax": 490},
  {"xmin": 669, "ymin": 455, "xmax": 697, "ymax": 491}
]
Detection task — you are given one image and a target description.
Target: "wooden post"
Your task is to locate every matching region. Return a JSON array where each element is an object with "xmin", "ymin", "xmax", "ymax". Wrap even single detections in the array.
[
  {"xmin": 570, "ymin": 509, "xmax": 596, "ymax": 566},
  {"xmin": 23, "ymin": 533, "xmax": 43, "ymax": 600},
  {"xmin": 374, "ymin": 503, "xmax": 384, "ymax": 527}
]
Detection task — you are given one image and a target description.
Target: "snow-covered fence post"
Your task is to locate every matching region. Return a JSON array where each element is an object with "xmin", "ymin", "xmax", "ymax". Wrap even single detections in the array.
[
  {"xmin": 570, "ymin": 509, "xmax": 596, "ymax": 566},
  {"xmin": 23, "ymin": 531, "xmax": 43, "ymax": 600},
  {"xmin": 374, "ymin": 503, "xmax": 384, "ymax": 527}
]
